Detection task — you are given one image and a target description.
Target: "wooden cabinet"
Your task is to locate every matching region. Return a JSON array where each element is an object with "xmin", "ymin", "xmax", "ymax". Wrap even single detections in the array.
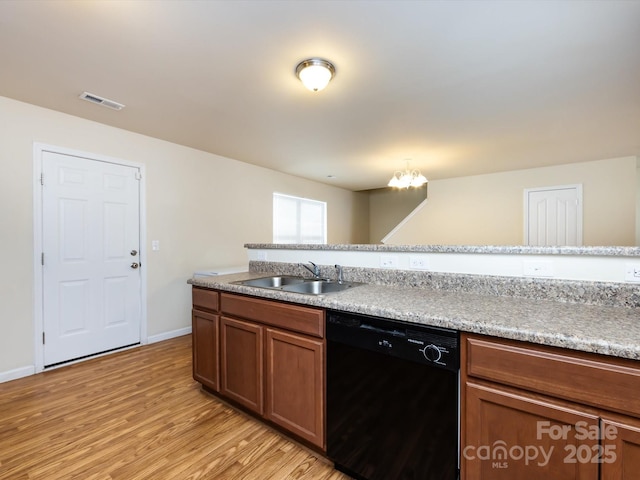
[
  {"xmin": 462, "ymin": 333, "xmax": 640, "ymax": 480},
  {"xmin": 601, "ymin": 415, "xmax": 640, "ymax": 480},
  {"xmin": 465, "ymin": 381, "xmax": 599, "ymax": 479},
  {"xmin": 192, "ymin": 288, "xmax": 219, "ymax": 391},
  {"xmin": 265, "ymin": 327, "xmax": 324, "ymax": 446},
  {"xmin": 220, "ymin": 316, "xmax": 264, "ymax": 414},
  {"xmin": 191, "ymin": 287, "xmax": 326, "ymax": 450}
]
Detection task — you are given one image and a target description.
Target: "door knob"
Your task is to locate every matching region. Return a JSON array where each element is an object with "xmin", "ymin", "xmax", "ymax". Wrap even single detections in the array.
[
  {"xmin": 130, "ymin": 250, "xmax": 138, "ymax": 256},
  {"xmin": 131, "ymin": 262, "xmax": 139, "ymax": 269}
]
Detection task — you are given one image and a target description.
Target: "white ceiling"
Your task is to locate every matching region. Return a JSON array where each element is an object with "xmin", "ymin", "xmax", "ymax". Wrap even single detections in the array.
[{"xmin": 1, "ymin": 0, "xmax": 639, "ymax": 191}]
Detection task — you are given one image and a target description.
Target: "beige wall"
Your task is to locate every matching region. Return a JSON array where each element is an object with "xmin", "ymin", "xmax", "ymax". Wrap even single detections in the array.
[
  {"xmin": 0, "ymin": 96, "xmax": 367, "ymax": 374},
  {"xmin": 636, "ymin": 158, "xmax": 640, "ymax": 246},
  {"xmin": 368, "ymin": 186, "xmax": 427, "ymax": 243},
  {"xmin": 386, "ymin": 156, "xmax": 638, "ymax": 246}
]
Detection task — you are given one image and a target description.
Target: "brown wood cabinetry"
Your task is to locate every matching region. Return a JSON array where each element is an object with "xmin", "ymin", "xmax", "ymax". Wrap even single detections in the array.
[
  {"xmin": 601, "ymin": 414, "xmax": 640, "ymax": 480},
  {"xmin": 265, "ymin": 327, "xmax": 324, "ymax": 447},
  {"xmin": 191, "ymin": 287, "xmax": 326, "ymax": 450},
  {"xmin": 462, "ymin": 333, "xmax": 640, "ymax": 480},
  {"xmin": 220, "ymin": 316, "xmax": 264, "ymax": 413},
  {"xmin": 192, "ymin": 288, "xmax": 219, "ymax": 391},
  {"xmin": 465, "ymin": 380, "xmax": 599, "ymax": 479}
]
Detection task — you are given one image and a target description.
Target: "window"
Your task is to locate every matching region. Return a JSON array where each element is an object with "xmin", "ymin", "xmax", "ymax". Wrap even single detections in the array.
[{"xmin": 273, "ymin": 193, "xmax": 327, "ymax": 244}]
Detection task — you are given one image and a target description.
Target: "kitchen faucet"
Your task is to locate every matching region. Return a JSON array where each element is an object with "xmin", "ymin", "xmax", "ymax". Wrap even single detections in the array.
[
  {"xmin": 300, "ymin": 261, "xmax": 321, "ymax": 279},
  {"xmin": 335, "ymin": 264, "xmax": 344, "ymax": 284}
]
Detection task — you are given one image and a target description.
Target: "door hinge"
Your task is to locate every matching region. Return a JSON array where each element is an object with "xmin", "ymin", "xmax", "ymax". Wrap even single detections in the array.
[
  {"xmin": 42, "ymin": 332, "xmax": 45, "ymax": 344},
  {"xmin": 41, "ymin": 252, "xmax": 44, "ymax": 266},
  {"xmin": 135, "ymin": 171, "xmax": 142, "ymax": 180},
  {"xmin": 40, "ymin": 173, "xmax": 44, "ymax": 186}
]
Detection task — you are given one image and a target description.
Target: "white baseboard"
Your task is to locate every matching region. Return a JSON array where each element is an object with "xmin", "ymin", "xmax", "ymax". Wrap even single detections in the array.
[
  {"xmin": 0, "ymin": 365, "xmax": 35, "ymax": 384},
  {"xmin": 1, "ymin": 329, "xmax": 191, "ymax": 383},
  {"xmin": 147, "ymin": 326, "xmax": 192, "ymax": 344}
]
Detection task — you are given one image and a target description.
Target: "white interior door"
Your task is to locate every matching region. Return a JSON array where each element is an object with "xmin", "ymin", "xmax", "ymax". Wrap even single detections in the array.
[
  {"xmin": 42, "ymin": 151, "xmax": 142, "ymax": 366},
  {"xmin": 524, "ymin": 185, "xmax": 583, "ymax": 246}
]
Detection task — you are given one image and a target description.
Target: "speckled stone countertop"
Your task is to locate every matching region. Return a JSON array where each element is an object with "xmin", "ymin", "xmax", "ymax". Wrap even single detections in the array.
[
  {"xmin": 245, "ymin": 243, "xmax": 640, "ymax": 256},
  {"xmin": 188, "ymin": 270, "xmax": 640, "ymax": 361}
]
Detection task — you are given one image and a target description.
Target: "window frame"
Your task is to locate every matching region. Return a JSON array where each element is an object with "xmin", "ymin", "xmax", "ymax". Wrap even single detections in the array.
[{"xmin": 273, "ymin": 192, "xmax": 327, "ymax": 244}]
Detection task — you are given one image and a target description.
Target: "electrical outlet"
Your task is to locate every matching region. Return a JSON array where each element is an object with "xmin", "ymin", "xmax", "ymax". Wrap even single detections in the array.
[
  {"xmin": 523, "ymin": 260, "xmax": 554, "ymax": 277},
  {"xmin": 409, "ymin": 255, "xmax": 430, "ymax": 270},
  {"xmin": 625, "ymin": 264, "xmax": 640, "ymax": 282},
  {"xmin": 380, "ymin": 254, "xmax": 399, "ymax": 268}
]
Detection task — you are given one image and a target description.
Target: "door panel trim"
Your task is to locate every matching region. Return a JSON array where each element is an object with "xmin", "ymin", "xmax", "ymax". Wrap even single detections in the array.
[
  {"xmin": 523, "ymin": 184, "xmax": 583, "ymax": 246},
  {"xmin": 33, "ymin": 142, "xmax": 147, "ymax": 373}
]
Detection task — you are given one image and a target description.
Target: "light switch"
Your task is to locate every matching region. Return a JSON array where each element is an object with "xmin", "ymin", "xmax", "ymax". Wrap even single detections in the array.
[{"xmin": 151, "ymin": 240, "xmax": 160, "ymax": 251}]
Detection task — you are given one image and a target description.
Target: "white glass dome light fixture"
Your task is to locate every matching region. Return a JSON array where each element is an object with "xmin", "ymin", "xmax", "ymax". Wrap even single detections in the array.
[
  {"xmin": 388, "ymin": 160, "xmax": 428, "ymax": 189},
  {"xmin": 295, "ymin": 58, "xmax": 336, "ymax": 92}
]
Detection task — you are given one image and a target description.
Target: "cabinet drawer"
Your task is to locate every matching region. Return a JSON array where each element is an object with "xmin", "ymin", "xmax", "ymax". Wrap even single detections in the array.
[
  {"xmin": 465, "ymin": 334, "xmax": 640, "ymax": 418},
  {"xmin": 192, "ymin": 287, "xmax": 219, "ymax": 312},
  {"xmin": 221, "ymin": 293, "xmax": 324, "ymax": 338}
]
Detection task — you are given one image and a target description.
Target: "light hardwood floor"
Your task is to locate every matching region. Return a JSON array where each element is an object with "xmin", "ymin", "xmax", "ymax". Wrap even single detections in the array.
[{"xmin": 0, "ymin": 335, "xmax": 350, "ymax": 480}]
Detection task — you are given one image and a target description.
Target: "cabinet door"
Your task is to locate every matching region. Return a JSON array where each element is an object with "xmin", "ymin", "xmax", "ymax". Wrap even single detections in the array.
[
  {"xmin": 220, "ymin": 316, "xmax": 264, "ymax": 414},
  {"xmin": 265, "ymin": 328, "xmax": 325, "ymax": 448},
  {"xmin": 464, "ymin": 381, "xmax": 599, "ymax": 480},
  {"xmin": 601, "ymin": 415, "xmax": 640, "ymax": 480},
  {"xmin": 192, "ymin": 309, "xmax": 219, "ymax": 391}
]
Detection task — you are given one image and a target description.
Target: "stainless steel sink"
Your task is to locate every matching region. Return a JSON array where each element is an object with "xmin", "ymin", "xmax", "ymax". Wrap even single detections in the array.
[
  {"xmin": 232, "ymin": 275, "xmax": 306, "ymax": 288},
  {"xmin": 231, "ymin": 275, "xmax": 363, "ymax": 295},
  {"xmin": 281, "ymin": 280, "xmax": 361, "ymax": 295}
]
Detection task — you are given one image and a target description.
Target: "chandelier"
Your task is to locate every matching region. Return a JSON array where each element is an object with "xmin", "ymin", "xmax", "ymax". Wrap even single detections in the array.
[{"xmin": 388, "ymin": 161, "xmax": 428, "ymax": 189}]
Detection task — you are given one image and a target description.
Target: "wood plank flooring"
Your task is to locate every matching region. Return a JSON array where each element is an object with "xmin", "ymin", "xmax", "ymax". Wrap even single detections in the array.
[{"xmin": 0, "ymin": 335, "xmax": 350, "ymax": 480}]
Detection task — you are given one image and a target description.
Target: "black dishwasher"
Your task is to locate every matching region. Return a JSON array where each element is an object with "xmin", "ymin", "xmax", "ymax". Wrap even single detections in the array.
[{"xmin": 327, "ymin": 310, "xmax": 459, "ymax": 480}]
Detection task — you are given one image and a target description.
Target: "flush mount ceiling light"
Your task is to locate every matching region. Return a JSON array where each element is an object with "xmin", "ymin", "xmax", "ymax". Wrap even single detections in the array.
[
  {"xmin": 295, "ymin": 58, "xmax": 335, "ymax": 92},
  {"xmin": 388, "ymin": 160, "xmax": 428, "ymax": 189}
]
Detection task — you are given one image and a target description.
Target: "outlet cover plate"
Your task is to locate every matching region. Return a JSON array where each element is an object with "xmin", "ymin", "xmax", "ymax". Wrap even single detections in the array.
[
  {"xmin": 380, "ymin": 254, "xmax": 399, "ymax": 268},
  {"xmin": 409, "ymin": 255, "xmax": 430, "ymax": 270},
  {"xmin": 523, "ymin": 260, "xmax": 555, "ymax": 277},
  {"xmin": 625, "ymin": 263, "xmax": 640, "ymax": 282}
]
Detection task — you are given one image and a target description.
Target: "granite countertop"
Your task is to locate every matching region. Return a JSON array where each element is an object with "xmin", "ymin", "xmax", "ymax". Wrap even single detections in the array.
[
  {"xmin": 245, "ymin": 243, "xmax": 640, "ymax": 257},
  {"xmin": 189, "ymin": 272, "xmax": 640, "ymax": 361}
]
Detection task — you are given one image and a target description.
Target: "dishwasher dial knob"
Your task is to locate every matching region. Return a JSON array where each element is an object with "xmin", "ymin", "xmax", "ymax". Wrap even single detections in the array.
[{"xmin": 421, "ymin": 344, "xmax": 442, "ymax": 362}]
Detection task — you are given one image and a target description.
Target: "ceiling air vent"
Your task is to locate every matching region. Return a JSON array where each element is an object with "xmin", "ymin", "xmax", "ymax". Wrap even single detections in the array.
[{"xmin": 79, "ymin": 92, "xmax": 125, "ymax": 111}]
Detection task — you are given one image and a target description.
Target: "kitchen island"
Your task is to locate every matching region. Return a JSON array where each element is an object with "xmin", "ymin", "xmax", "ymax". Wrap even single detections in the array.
[{"xmin": 189, "ymin": 246, "xmax": 640, "ymax": 480}]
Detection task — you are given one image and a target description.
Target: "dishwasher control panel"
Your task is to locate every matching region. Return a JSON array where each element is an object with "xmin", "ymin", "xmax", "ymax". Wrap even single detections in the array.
[
  {"xmin": 327, "ymin": 310, "xmax": 459, "ymax": 371},
  {"xmin": 404, "ymin": 328, "xmax": 458, "ymax": 369}
]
